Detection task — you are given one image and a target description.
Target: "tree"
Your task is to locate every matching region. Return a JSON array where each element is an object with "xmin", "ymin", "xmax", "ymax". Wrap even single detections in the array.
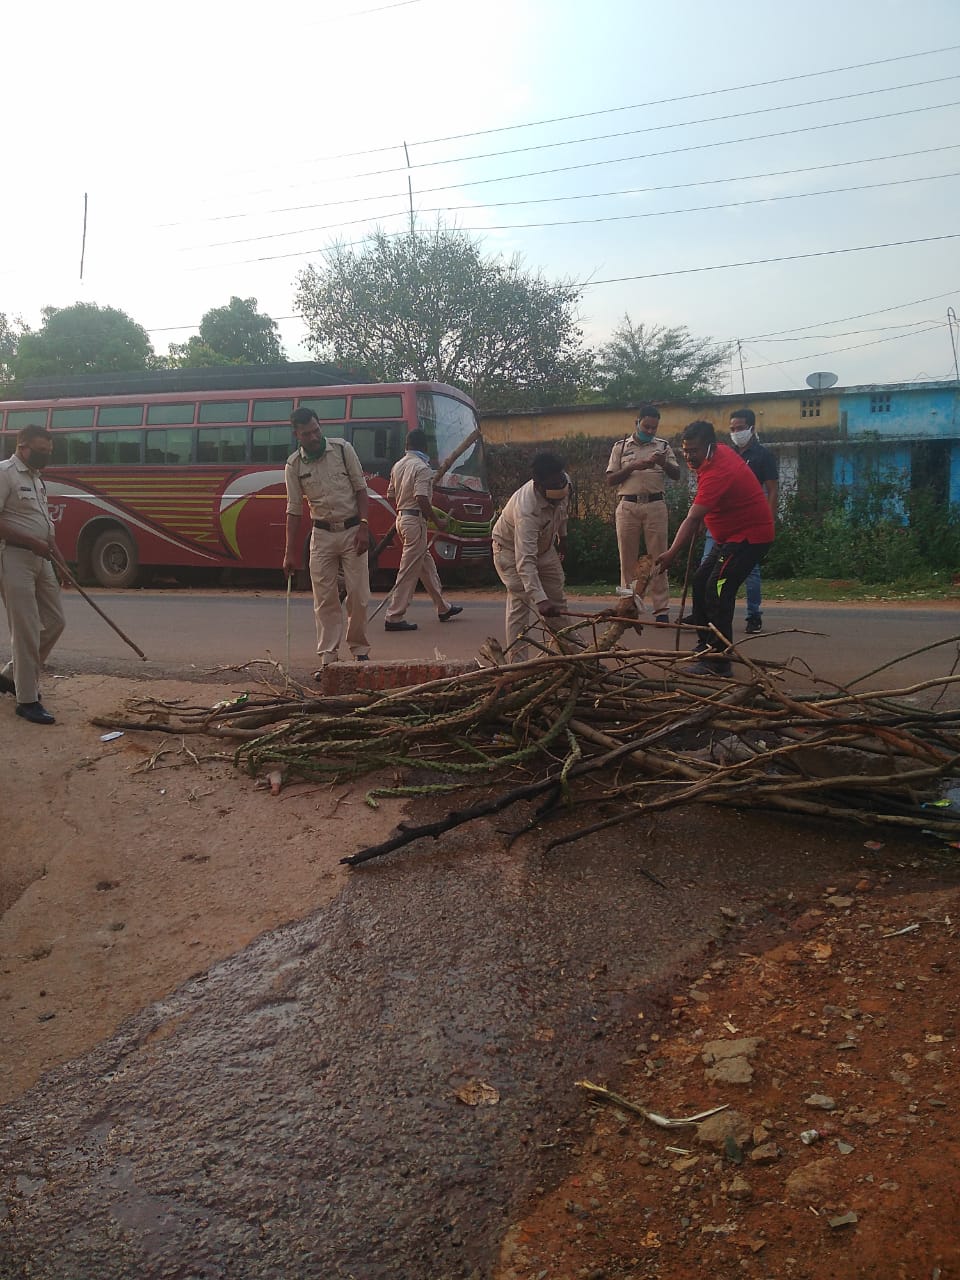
[
  {"xmin": 294, "ymin": 227, "xmax": 590, "ymax": 409},
  {"xmin": 593, "ymin": 315, "xmax": 731, "ymax": 403},
  {"xmin": 12, "ymin": 303, "xmax": 153, "ymax": 380},
  {"xmin": 169, "ymin": 296, "xmax": 284, "ymax": 367},
  {"xmin": 0, "ymin": 312, "xmax": 28, "ymax": 388}
]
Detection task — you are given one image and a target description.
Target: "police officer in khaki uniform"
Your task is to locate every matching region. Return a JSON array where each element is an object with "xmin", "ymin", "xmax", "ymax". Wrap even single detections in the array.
[
  {"xmin": 492, "ymin": 451, "xmax": 570, "ymax": 661},
  {"xmin": 0, "ymin": 426, "xmax": 70, "ymax": 725},
  {"xmin": 382, "ymin": 429, "xmax": 463, "ymax": 632},
  {"xmin": 283, "ymin": 408, "xmax": 371, "ymax": 672},
  {"xmin": 605, "ymin": 404, "xmax": 680, "ymax": 622}
]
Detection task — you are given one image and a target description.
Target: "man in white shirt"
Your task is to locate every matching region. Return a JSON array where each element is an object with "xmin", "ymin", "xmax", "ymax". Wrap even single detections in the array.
[
  {"xmin": 492, "ymin": 452, "xmax": 570, "ymax": 660},
  {"xmin": 382, "ymin": 429, "xmax": 463, "ymax": 631}
]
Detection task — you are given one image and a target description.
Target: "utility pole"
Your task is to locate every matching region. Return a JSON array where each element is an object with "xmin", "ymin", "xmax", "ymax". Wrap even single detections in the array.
[
  {"xmin": 737, "ymin": 339, "xmax": 746, "ymax": 395},
  {"xmin": 79, "ymin": 192, "xmax": 88, "ymax": 281},
  {"xmin": 403, "ymin": 142, "xmax": 415, "ymax": 236},
  {"xmin": 948, "ymin": 307, "xmax": 960, "ymax": 383}
]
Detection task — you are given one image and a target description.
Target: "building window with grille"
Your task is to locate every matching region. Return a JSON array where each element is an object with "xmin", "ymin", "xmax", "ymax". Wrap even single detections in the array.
[
  {"xmin": 800, "ymin": 397, "xmax": 821, "ymax": 419},
  {"xmin": 870, "ymin": 394, "xmax": 892, "ymax": 413}
]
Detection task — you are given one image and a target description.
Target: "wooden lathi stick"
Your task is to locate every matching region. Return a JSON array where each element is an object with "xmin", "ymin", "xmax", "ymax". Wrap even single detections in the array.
[{"xmin": 60, "ymin": 564, "xmax": 147, "ymax": 660}]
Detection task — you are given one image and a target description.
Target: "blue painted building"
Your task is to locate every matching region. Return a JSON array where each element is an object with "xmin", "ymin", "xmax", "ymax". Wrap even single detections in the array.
[{"xmin": 835, "ymin": 381, "xmax": 960, "ymax": 504}]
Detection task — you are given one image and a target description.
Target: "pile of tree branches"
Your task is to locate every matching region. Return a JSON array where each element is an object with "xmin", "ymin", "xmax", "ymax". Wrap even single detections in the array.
[{"xmin": 95, "ymin": 618, "xmax": 960, "ymax": 867}]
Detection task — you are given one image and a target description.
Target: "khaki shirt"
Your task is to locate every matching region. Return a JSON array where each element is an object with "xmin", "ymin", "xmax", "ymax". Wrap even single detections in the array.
[
  {"xmin": 387, "ymin": 452, "xmax": 434, "ymax": 513},
  {"xmin": 0, "ymin": 454, "xmax": 56, "ymax": 544},
  {"xmin": 285, "ymin": 439, "xmax": 367, "ymax": 525},
  {"xmin": 492, "ymin": 479, "xmax": 569, "ymax": 603},
  {"xmin": 606, "ymin": 435, "xmax": 678, "ymax": 498}
]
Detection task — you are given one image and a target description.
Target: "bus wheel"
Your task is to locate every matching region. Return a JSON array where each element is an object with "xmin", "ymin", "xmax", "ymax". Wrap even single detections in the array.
[{"xmin": 91, "ymin": 528, "xmax": 140, "ymax": 588}]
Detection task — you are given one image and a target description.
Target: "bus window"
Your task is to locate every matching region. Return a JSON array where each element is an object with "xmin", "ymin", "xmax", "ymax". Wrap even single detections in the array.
[
  {"xmin": 97, "ymin": 431, "xmax": 143, "ymax": 464},
  {"xmin": 198, "ymin": 400, "xmax": 249, "ymax": 424},
  {"xmin": 349, "ymin": 423, "xmax": 401, "ymax": 478},
  {"xmin": 251, "ymin": 399, "xmax": 293, "ymax": 423},
  {"xmin": 1, "ymin": 434, "xmax": 16, "ymax": 458},
  {"xmin": 252, "ymin": 425, "xmax": 293, "ymax": 464},
  {"xmin": 298, "ymin": 396, "xmax": 347, "ymax": 420},
  {"xmin": 198, "ymin": 427, "xmax": 248, "ymax": 464},
  {"xmin": 350, "ymin": 394, "xmax": 402, "ymax": 419},
  {"xmin": 99, "ymin": 404, "xmax": 144, "ymax": 427},
  {"xmin": 59, "ymin": 431, "xmax": 93, "ymax": 464},
  {"xmin": 145, "ymin": 429, "xmax": 193, "ymax": 464},
  {"xmin": 51, "ymin": 407, "xmax": 95, "ymax": 429},
  {"xmin": 147, "ymin": 403, "xmax": 195, "ymax": 425},
  {"xmin": 7, "ymin": 408, "xmax": 49, "ymax": 430}
]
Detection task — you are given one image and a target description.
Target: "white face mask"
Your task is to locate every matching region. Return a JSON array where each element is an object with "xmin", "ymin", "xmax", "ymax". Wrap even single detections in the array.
[{"xmin": 730, "ymin": 428, "xmax": 753, "ymax": 449}]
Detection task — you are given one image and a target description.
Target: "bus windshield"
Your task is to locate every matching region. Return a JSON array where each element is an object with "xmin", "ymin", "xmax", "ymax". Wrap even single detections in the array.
[{"xmin": 417, "ymin": 391, "xmax": 486, "ymax": 492}]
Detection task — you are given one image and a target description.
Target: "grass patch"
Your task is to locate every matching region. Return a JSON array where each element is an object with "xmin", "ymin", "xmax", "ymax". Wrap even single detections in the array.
[{"xmin": 567, "ymin": 575, "xmax": 960, "ymax": 603}]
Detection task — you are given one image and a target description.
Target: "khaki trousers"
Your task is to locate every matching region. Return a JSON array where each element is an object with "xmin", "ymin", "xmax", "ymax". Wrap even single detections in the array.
[
  {"xmin": 309, "ymin": 527, "xmax": 370, "ymax": 663},
  {"xmin": 0, "ymin": 545, "xmax": 66, "ymax": 703},
  {"xmin": 615, "ymin": 498, "xmax": 670, "ymax": 613},
  {"xmin": 493, "ymin": 545, "xmax": 566, "ymax": 661},
  {"xmin": 384, "ymin": 513, "xmax": 451, "ymax": 623}
]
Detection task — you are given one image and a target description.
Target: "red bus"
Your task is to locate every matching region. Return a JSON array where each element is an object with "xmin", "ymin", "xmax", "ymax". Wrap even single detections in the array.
[{"xmin": 0, "ymin": 379, "xmax": 493, "ymax": 588}]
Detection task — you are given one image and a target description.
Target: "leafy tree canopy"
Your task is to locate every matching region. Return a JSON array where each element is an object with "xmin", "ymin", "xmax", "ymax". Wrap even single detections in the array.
[
  {"xmin": 592, "ymin": 315, "xmax": 731, "ymax": 403},
  {"xmin": 294, "ymin": 227, "xmax": 590, "ymax": 410},
  {"xmin": 12, "ymin": 303, "xmax": 153, "ymax": 380},
  {"xmin": 168, "ymin": 296, "xmax": 284, "ymax": 367},
  {"xmin": 0, "ymin": 312, "xmax": 28, "ymax": 389}
]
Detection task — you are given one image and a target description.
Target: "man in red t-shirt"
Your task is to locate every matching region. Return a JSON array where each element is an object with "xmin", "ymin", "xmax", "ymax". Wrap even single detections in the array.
[{"xmin": 655, "ymin": 420, "xmax": 774, "ymax": 676}]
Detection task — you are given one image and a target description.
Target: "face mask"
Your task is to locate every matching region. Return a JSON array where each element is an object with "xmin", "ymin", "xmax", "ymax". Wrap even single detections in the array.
[
  {"xmin": 26, "ymin": 449, "xmax": 50, "ymax": 470},
  {"xmin": 300, "ymin": 436, "xmax": 326, "ymax": 459},
  {"xmin": 544, "ymin": 483, "xmax": 570, "ymax": 503},
  {"xmin": 730, "ymin": 428, "xmax": 753, "ymax": 449},
  {"xmin": 635, "ymin": 429, "xmax": 656, "ymax": 445}
]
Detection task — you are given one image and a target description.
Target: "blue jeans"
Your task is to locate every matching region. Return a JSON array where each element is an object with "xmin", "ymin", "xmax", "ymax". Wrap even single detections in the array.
[{"xmin": 702, "ymin": 534, "xmax": 762, "ymax": 620}]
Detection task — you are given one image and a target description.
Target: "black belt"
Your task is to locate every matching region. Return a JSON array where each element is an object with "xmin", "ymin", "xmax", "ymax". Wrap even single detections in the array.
[
  {"xmin": 313, "ymin": 516, "xmax": 361, "ymax": 531},
  {"xmin": 621, "ymin": 492, "xmax": 664, "ymax": 504},
  {"xmin": 399, "ymin": 509, "xmax": 422, "ymax": 517}
]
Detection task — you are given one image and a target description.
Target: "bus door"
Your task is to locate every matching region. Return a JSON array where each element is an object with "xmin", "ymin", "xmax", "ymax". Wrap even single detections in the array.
[{"xmin": 346, "ymin": 421, "xmax": 406, "ymax": 565}]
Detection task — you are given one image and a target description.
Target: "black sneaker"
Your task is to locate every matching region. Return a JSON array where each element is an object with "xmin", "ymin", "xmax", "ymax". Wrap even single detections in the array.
[
  {"xmin": 0, "ymin": 673, "xmax": 15, "ymax": 696},
  {"xmin": 439, "ymin": 605, "xmax": 463, "ymax": 622},
  {"xmin": 385, "ymin": 620, "xmax": 418, "ymax": 632},
  {"xmin": 685, "ymin": 659, "xmax": 733, "ymax": 678},
  {"xmin": 745, "ymin": 615, "xmax": 762, "ymax": 634}
]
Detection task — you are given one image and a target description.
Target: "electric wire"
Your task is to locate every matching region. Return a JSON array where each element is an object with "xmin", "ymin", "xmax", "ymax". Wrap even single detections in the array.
[
  {"xmin": 324, "ymin": 74, "xmax": 960, "ymax": 183},
  {"xmin": 742, "ymin": 321, "xmax": 947, "ymax": 371},
  {"xmin": 188, "ymin": 149, "xmax": 960, "ymax": 251},
  {"xmin": 162, "ymin": 96, "xmax": 960, "ymax": 227},
  {"xmin": 303, "ymin": 42, "xmax": 960, "ymax": 161}
]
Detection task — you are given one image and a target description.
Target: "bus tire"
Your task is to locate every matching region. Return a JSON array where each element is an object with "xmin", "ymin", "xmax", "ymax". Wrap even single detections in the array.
[{"xmin": 91, "ymin": 528, "xmax": 140, "ymax": 588}]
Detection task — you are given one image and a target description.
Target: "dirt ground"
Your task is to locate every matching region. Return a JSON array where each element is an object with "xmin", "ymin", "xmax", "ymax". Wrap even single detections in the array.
[
  {"xmin": 3, "ymin": 673, "xmax": 960, "ymax": 1279},
  {"xmin": 0, "ymin": 673, "xmax": 402, "ymax": 1107},
  {"xmin": 497, "ymin": 878, "xmax": 960, "ymax": 1280}
]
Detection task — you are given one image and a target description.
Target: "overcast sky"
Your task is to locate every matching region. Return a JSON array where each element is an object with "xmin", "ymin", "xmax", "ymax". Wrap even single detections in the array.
[{"xmin": 3, "ymin": 0, "xmax": 960, "ymax": 394}]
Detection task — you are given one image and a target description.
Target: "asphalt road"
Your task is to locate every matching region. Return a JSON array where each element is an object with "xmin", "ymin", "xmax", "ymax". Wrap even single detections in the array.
[{"xmin": 50, "ymin": 586, "xmax": 960, "ymax": 690}]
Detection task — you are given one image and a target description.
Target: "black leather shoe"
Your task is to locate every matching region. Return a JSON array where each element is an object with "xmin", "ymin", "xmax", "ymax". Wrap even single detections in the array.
[
  {"xmin": 16, "ymin": 701, "xmax": 55, "ymax": 725},
  {"xmin": 0, "ymin": 673, "xmax": 15, "ymax": 696},
  {"xmin": 355, "ymin": 654, "xmax": 370, "ymax": 661},
  {"xmin": 438, "ymin": 605, "xmax": 463, "ymax": 622},
  {"xmin": 384, "ymin": 620, "xmax": 418, "ymax": 631}
]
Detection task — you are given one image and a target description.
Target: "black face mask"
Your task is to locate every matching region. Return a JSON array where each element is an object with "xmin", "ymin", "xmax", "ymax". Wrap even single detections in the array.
[
  {"xmin": 26, "ymin": 449, "xmax": 50, "ymax": 471},
  {"xmin": 300, "ymin": 436, "xmax": 326, "ymax": 459}
]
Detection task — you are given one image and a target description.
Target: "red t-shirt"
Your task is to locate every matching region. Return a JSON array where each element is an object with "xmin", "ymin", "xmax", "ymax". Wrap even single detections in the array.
[{"xmin": 693, "ymin": 442, "xmax": 775, "ymax": 544}]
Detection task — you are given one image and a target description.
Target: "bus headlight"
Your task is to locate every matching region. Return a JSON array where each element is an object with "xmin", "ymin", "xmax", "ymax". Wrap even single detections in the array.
[{"xmin": 432, "ymin": 539, "xmax": 458, "ymax": 560}]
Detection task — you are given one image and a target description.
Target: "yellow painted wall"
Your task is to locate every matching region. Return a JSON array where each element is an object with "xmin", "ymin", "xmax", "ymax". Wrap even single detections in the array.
[{"xmin": 481, "ymin": 390, "xmax": 841, "ymax": 444}]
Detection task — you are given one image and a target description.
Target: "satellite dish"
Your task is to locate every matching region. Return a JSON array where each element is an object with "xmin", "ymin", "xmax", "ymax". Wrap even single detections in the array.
[{"xmin": 805, "ymin": 371, "xmax": 838, "ymax": 391}]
